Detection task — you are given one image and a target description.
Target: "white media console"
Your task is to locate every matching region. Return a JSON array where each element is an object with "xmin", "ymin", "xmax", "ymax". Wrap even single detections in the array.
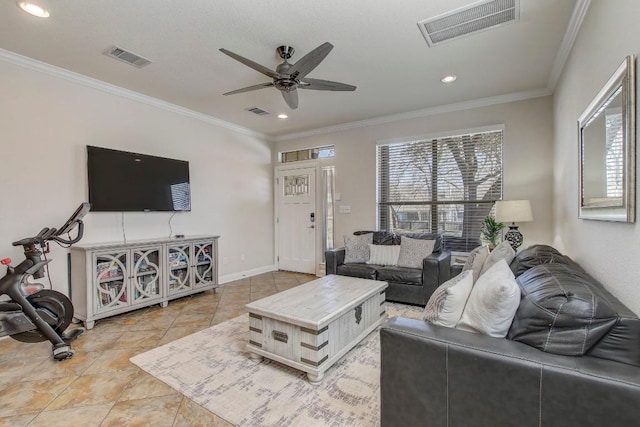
[{"xmin": 70, "ymin": 235, "xmax": 219, "ymax": 329}]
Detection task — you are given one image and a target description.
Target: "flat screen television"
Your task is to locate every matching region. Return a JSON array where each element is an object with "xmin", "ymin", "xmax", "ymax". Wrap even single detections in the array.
[{"xmin": 87, "ymin": 146, "xmax": 191, "ymax": 212}]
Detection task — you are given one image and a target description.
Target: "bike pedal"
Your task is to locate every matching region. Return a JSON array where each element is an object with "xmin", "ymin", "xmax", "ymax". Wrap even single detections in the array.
[
  {"xmin": 62, "ymin": 328, "xmax": 85, "ymax": 343},
  {"xmin": 52, "ymin": 345, "xmax": 75, "ymax": 361}
]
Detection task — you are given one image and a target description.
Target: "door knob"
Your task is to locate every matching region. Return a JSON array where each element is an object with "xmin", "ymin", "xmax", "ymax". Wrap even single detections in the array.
[{"xmin": 308, "ymin": 225, "xmax": 315, "ymax": 229}]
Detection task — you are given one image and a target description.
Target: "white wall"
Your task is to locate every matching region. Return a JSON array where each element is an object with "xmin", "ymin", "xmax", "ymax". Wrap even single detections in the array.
[
  {"xmin": 553, "ymin": 0, "xmax": 640, "ymax": 315},
  {"xmin": 0, "ymin": 58, "xmax": 275, "ymax": 294},
  {"xmin": 274, "ymin": 96, "xmax": 555, "ymax": 268}
]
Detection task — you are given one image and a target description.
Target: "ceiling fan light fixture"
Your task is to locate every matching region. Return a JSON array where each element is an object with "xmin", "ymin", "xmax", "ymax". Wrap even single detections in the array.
[
  {"xmin": 16, "ymin": 1, "xmax": 50, "ymax": 18},
  {"xmin": 441, "ymin": 75, "xmax": 457, "ymax": 83},
  {"xmin": 220, "ymin": 42, "xmax": 356, "ymax": 110},
  {"xmin": 277, "ymin": 114, "xmax": 288, "ymax": 119}
]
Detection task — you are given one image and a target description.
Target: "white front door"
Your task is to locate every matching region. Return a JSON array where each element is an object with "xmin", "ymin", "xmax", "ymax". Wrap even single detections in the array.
[{"xmin": 276, "ymin": 166, "xmax": 316, "ymax": 274}]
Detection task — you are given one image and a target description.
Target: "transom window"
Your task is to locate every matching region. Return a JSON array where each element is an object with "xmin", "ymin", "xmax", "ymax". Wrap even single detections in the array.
[
  {"xmin": 376, "ymin": 128, "xmax": 503, "ymax": 251},
  {"xmin": 279, "ymin": 145, "xmax": 335, "ymax": 163}
]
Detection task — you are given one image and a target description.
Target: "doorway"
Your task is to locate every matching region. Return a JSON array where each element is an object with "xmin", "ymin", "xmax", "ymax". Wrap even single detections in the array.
[{"xmin": 275, "ymin": 164, "xmax": 317, "ymax": 274}]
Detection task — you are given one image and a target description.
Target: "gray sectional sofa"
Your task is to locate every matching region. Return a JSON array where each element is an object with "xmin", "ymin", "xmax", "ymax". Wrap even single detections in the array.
[
  {"xmin": 380, "ymin": 245, "xmax": 640, "ymax": 427},
  {"xmin": 325, "ymin": 231, "xmax": 451, "ymax": 306}
]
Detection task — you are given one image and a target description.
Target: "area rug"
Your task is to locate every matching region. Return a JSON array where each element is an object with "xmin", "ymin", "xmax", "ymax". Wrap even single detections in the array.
[{"xmin": 130, "ymin": 303, "xmax": 423, "ymax": 427}]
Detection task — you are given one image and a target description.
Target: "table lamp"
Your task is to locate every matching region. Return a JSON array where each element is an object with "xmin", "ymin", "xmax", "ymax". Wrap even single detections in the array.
[{"xmin": 495, "ymin": 200, "xmax": 533, "ymax": 251}]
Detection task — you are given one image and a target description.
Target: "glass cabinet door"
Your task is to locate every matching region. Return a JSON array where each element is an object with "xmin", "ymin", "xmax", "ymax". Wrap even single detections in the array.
[
  {"xmin": 167, "ymin": 244, "xmax": 191, "ymax": 295},
  {"xmin": 194, "ymin": 242, "xmax": 214, "ymax": 287},
  {"xmin": 95, "ymin": 251, "xmax": 128, "ymax": 312},
  {"xmin": 132, "ymin": 246, "xmax": 162, "ymax": 303}
]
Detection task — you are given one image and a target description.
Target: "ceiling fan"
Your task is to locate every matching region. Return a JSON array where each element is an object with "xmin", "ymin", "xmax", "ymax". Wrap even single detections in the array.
[{"xmin": 219, "ymin": 42, "xmax": 356, "ymax": 110}]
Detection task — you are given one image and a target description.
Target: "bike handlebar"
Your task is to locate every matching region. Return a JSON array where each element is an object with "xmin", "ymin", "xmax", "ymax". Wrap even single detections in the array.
[{"xmin": 11, "ymin": 203, "xmax": 89, "ymax": 248}]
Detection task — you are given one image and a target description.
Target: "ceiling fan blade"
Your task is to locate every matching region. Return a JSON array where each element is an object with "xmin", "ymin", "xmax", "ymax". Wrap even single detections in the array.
[
  {"xmin": 223, "ymin": 82, "xmax": 274, "ymax": 96},
  {"xmin": 219, "ymin": 48, "xmax": 279, "ymax": 79},
  {"xmin": 288, "ymin": 42, "xmax": 333, "ymax": 79},
  {"xmin": 282, "ymin": 89, "xmax": 299, "ymax": 109},
  {"xmin": 299, "ymin": 78, "xmax": 356, "ymax": 91}
]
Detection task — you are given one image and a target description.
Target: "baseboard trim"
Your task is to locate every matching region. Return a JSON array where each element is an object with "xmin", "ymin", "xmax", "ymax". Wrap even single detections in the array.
[{"xmin": 219, "ymin": 264, "xmax": 277, "ymax": 284}]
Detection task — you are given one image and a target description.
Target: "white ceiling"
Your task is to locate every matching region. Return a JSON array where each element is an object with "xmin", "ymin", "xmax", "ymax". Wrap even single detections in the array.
[{"xmin": 0, "ymin": 0, "xmax": 581, "ymax": 138}]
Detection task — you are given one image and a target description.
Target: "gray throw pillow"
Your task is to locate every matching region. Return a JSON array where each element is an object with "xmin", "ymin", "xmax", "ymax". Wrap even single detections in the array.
[
  {"xmin": 462, "ymin": 245, "xmax": 490, "ymax": 283},
  {"xmin": 397, "ymin": 236, "xmax": 436, "ymax": 269},
  {"xmin": 344, "ymin": 233, "xmax": 373, "ymax": 263},
  {"xmin": 480, "ymin": 241, "xmax": 516, "ymax": 275}
]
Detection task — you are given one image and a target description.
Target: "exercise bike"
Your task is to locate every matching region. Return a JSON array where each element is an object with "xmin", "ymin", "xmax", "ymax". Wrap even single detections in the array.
[{"xmin": 0, "ymin": 203, "xmax": 90, "ymax": 360}]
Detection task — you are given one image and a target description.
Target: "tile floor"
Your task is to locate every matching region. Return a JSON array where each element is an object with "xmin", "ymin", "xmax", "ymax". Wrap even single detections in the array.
[{"xmin": 0, "ymin": 271, "xmax": 315, "ymax": 426}]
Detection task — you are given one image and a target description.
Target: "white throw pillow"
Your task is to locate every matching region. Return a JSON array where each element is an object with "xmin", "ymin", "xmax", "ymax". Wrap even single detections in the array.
[
  {"xmin": 344, "ymin": 233, "xmax": 373, "ymax": 263},
  {"xmin": 423, "ymin": 270, "xmax": 474, "ymax": 328},
  {"xmin": 366, "ymin": 244, "xmax": 401, "ymax": 266},
  {"xmin": 480, "ymin": 241, "xmax": 516, "ymax": 276},
  {"xmin": 462, "ymin": 245, "xmax": 490, "ymax": 283},
  {"xmin": 396, "ymin": 237, "xmax": 436, "ymax": 269},
  {"xmin": 457, "ymin": 259, "xmax": 521, "ymax": 338}
]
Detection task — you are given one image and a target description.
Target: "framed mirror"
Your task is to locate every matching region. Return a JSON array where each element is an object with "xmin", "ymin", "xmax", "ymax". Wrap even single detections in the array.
[{"xmin": 578, "ymin": 55, "xmax": 636, "ymax": 222}]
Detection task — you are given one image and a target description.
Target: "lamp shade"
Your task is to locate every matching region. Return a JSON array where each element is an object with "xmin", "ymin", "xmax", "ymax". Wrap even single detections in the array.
[{"xmin": 495, "ymin": 200, "xmax": 533, "ymax": 223}]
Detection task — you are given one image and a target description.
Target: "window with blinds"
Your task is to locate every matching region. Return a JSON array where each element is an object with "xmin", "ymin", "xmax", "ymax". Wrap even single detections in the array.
[
  {"xmin": 377, "ymin": 129, "xmax": 503, "ymax": 252},
  {"xmin": 605, "ymin": 108, "xmax": 623, "ymax": 198}
]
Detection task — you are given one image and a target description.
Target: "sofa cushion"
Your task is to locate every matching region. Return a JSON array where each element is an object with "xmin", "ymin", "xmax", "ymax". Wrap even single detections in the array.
[
  {"xmin": 423, "ymin": 270, "xmax": 474, "ymax": 328},
  {"xmin": 377, "ymin": 266, "xmax": 422, "ymax": 285},
  {"xmin": 397, "ymin": 232, "xmax": 442, "ymax": 252},
  {"xmin": 397, "ymin": 236, "xmax": 436, "ymax": 269},
  {"xmin": 508, "ymin": 263, "xmax": 619, "ymax": 356},
  {"xmin": 462, "ymin": 245, "xmax": 489, "ymax": 283},
  {"xmin": 480, "ymin": 241, "xmax": 515, "ymax": 275},
  {"xmin": 509, "ymin": 244, "xmax": 569, "ymax": 277},
  {"xmin": 336, "ymin": 263, "xmax": 380, "ymax": 280},
  {"xmin": 367, "ymin": 244, "xmax": 401, "ymax": 266},
  {"xmin": 344, "ymin": 233, "xmax": 373, "ymax": 263},
  {"xmin": 457, "ymin": 259, "xmax": 521, "ymax": 338}
]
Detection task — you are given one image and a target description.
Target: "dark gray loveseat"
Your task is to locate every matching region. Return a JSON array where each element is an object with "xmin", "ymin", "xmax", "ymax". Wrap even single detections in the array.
[
  {"xmin": 380, "ymin": 245, "xmax": 640, "ymax": 427},
  {"xmin": 325, "ymin": 231, "xmax": 451, "ymax": 306}
]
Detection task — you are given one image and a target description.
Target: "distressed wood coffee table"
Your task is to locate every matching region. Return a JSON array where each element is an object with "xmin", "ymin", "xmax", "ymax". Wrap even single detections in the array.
[{"xmin": 245, "ymin": 274, "xmax": 388, "ymax": 384}]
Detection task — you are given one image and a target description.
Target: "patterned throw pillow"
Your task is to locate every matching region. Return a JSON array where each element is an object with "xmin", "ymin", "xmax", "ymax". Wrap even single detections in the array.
[
  {"xmin": 344, "ymin": 233, "xmax": 373, "ymax": 263},
  {"xmin": 423, "ymin": 270, "xmax": 474, "ymax": 327},
  {"xmin": 462, "ymin": 245, "xmax": 490, "ymax": 283},
  {"xmin": 366, "ymin": 244, "xmax": 401, "ymax": 266},
  {"xmin": 457, "ymin": 259, "xmax": 521, "ymax": 338},
  {"xmin": 396, "ymin": 236, "xmax": 436, "ymax": 269}
]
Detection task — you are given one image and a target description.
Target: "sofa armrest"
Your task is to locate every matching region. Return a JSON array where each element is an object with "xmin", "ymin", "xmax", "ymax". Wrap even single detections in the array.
[
  {"xmin": 325, "ymin": 247, "xmax": 345, "ymax": 275},
  {"xmin": 421, "ymin": 250, "xmax": 451, "ymax": 298},
  {"xmin": 380, "ymin": 316, "xmax": 640, "ymax": 427}
]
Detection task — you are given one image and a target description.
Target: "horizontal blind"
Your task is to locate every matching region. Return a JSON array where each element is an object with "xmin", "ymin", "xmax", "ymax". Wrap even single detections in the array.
[
  {"xmin": 377, "ymin": 130, "xmax": 503, "ymax": 251},
  {"xmin": 605, "ymin": 110, "xmax": 623, "ymax": 198}
]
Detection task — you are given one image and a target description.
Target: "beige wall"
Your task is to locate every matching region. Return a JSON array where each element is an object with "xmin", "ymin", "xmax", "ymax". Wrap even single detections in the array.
[
  {"xmin": 275, "ymin": 96, "xmax": 555, "ymax": 268},
  {"xmin": 553, "ymin": 0, "xmax": 640, "ymax": 314},
  {"xmin": 0, "ymin": 58, "xmax": 275, "ymax": 292}
]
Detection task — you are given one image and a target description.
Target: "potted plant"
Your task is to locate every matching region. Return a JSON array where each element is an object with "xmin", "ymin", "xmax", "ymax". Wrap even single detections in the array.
[{"xmin": 480, "ymin": 216, "xmax": 505, "ymax": 250}]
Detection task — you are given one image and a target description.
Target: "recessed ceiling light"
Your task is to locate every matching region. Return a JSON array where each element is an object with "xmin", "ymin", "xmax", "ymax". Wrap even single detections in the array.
[
  {"xmin": 441, "ymin": 75, "xmax": 457, "ymax": 83},
  {"xmin": 17, "ymin": 1, "xmax": 50, "ymax": 18},
  {"xmin": 277, "ymin": 114, "xmax": 288, "ymax": 119}
]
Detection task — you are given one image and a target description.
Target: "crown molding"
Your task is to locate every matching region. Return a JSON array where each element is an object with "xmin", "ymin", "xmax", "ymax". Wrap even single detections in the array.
[
  {"xmin": 0, "ymin": 48, "xmax": 269, "ymax": 140},
  {"xmin": 547, "ymin": 0, "xmax": 591, "ymax": 91},
  {"xmin": 274, "ymin": 87, "xmax": 551, "ymax": 142}
]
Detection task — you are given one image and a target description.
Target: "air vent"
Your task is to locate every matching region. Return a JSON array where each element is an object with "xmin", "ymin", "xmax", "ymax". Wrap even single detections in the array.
[
  {"xmin": 418, "ymin": 0, "xmax": 519, "ymax": 47},
  {"xmin": 105, "ymin": 46, "xmax": 152, "ymax": 68},
  {"xmin": 246, "ymin": 106, "xmax": 270, "ymax": 116}
]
